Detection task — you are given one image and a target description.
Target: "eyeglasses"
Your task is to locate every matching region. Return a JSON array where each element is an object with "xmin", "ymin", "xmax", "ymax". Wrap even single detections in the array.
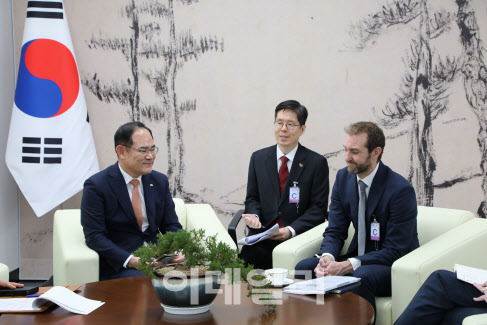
[
  {"xmin": 123, "ymin": 145, "xmax": 159, "ymax": 156},
  {"xmin": 274, "ymin": 121, "xmax": 301, "ymax": 131}
]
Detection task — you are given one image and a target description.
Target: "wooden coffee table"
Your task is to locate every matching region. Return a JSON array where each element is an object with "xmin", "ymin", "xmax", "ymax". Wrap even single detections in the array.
[{"xmin": 0, "ymin": 276, "xmax": 374, "ymax": 324}]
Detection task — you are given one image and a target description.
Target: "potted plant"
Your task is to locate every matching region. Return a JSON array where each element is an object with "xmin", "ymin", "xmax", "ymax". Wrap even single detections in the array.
[{"xmin": 134, "ymin": 229, "xmax": 269, "ymax": 314}]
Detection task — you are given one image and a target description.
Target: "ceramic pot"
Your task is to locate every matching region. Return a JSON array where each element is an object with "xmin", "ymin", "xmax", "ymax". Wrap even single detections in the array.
[{"xmin": 151, "ymin": 269, "xmax": 221, "ymax": 315}]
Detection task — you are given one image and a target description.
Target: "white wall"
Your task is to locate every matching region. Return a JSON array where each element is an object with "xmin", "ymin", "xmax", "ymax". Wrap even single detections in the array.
[
  {"xmin": 0, "ymin": 0, "xmax": 20, "ymax": 273},
  {"xmin": 10, "ymin": 0, "xmax": 487, "ymax": 279}
]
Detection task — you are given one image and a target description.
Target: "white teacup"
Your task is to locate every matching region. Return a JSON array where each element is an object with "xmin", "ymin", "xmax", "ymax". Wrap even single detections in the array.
[{"xmin": 265, "ymin": 268, "xmax": 289, "ymax": 286}]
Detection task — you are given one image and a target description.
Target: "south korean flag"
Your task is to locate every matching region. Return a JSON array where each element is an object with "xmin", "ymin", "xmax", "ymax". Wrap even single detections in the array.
[{"xmin": 6, "ymin": 0, "xmax": 99, "ymax": 217}]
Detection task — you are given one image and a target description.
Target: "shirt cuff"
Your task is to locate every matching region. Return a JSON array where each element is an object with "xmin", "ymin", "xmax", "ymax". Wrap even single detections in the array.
[
  {"xmin": 286, "ymin": 226, "xmax": 296, "ymax": 238},
  {"xmin": 348, "ymin": 257, "xmax": 361, "ymax": 270},
  {"xmin": 123, "ymin": 255, "xmax": 133, "ymax": 268},
  {"xmin": 314, "ymin": 253, "xmax": 335, "ymax": 260}
]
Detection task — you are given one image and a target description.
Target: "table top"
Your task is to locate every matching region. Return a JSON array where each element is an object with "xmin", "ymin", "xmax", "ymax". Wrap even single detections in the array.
[{"xmin": 0, "ymin": 276, "xmax": 374, "ymax": 325}]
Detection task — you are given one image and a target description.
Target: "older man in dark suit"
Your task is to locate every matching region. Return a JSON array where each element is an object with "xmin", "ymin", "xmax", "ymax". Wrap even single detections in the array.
[
  {"xmin": 240, "ymin": 100, "xmax": 329, "ymax": 270},
  {"xmin": 81, "ymin": 122, "xmax": 183, "ymax": 280},
  {"xmin": 295, "ymin": 121, "xmax": 419, "ymax": 321}
]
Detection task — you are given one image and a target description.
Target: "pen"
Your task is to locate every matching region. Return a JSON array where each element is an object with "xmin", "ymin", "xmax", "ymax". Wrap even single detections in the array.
[{"xmin": 26, "ymin": 295, "xmax": 40, "ymax": 297}]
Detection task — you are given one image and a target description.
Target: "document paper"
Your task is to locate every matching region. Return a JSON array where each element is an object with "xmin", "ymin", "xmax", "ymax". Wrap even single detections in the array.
[
  {"xmin": 237, "ymin": 224, "xmax": 279, "ymax": 245},
  {"xmin": 0, "ymin": 298, "xmax": 42, "ymax": 312},
  {"xmin": 0, "ymin": 286, "xmax": 104, "ymax": 314},
  {"xmin": 284, "ymin": 276, "xmax": 361, "ymax": 295},
  {"xmin": 454, "ymin": 264, "xmax": 487, "ymax": 285}
]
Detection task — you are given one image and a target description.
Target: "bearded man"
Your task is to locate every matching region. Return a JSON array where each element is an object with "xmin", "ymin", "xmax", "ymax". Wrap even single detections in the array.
[{"xmin": 295, "ymin": 121, "xmax": 419, "ymax": 324}]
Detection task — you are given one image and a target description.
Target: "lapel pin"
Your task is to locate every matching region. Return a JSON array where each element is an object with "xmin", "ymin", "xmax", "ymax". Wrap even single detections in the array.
[
  {"xmin": 150, "ymin": 184, "xmax": 153, "ymax": 187},
  {"xmin": 299, "ymin": 163, "xmax": 303, "ymax": 167}
]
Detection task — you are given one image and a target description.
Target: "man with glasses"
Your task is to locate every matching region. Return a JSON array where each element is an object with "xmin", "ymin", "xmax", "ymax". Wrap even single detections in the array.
[
  {"xmin": 81, "ymin": 122, "xmax": 183, "ymax": 280},
  {"xmin": 240, "ymin": 100, "xmax": 329, "ymax": 270}
]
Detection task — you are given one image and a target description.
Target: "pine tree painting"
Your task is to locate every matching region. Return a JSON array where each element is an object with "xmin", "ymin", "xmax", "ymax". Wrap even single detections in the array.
[
  {"xmin": 456, "ymin": 0, "xmax": 487, "ymax": 218},
  {"xmin": 83, "ymin": 0, "xmax": 224, "ymax": 200},
  {"xmin": 348, "ymin": 0, "xmax": 458, "ymax": 207}
]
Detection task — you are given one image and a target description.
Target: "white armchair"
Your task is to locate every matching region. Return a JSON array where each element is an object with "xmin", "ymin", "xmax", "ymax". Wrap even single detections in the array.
[
  {"xmin": 272, "ymin": 206, "xmax": 476, "ymax": 325},
  {"xmin": 0, "ymin": 263, "xmax": 9, "ymax": 282},
  {"xmin": 392, "ymin": 217, "xmax": 487, "ymax": 325},
  {"xmin": 53, "ymin": 198, "xmax": 236, "ymax": 286},
  {"xmin": 463, "ymin": 314, "xmax": 487, "ymax": 325}
]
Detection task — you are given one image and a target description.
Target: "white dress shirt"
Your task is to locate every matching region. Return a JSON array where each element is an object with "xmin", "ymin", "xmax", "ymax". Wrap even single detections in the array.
[
  {"xmin": 118, "ymin": 164, "xmax": 149, "ymax": 268},
  {"xmin": 276, "ymin": 145, "xmax": 297, "ymax": 174},
  {"xmin": 275, "ymin": 144, "xmax": 298, "ymax": 237},
  {"xmin": 317, "ymin": 162, "xmax": 381, "ymax": 271}
]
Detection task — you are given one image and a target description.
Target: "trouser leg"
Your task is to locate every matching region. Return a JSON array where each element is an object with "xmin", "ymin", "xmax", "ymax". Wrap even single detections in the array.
[{"xmin": 395, "ymin": 270, "xmax": 487, "ymax": 325}]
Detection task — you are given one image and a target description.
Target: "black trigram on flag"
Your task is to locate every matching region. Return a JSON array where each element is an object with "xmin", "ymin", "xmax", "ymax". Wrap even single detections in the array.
[
  {"xmin": 22, "ymin": 137, "xmax": 62, "ymax": 164},
  {"xmin": 27, "ymin": 1, "xmax": 63, "ymax": 19}
]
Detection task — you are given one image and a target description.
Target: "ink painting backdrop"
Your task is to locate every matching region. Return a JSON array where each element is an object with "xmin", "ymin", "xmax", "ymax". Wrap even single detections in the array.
[{"xmin": 13, "ymin": 0, "xmax": 487, "ymax": 278}]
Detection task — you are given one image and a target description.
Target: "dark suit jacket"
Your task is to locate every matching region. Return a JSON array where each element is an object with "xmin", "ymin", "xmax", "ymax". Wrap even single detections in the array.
[
  {"xmin": 81, "ymin": 163, "xmax": 182, "ymax": 278},
  {"xmin": 244, "ymin": 144, "xmax": 329, "ymax": 235},
  {"xmin": 317, "ymin": 162, "xmax": 419, "ymax": 266}
]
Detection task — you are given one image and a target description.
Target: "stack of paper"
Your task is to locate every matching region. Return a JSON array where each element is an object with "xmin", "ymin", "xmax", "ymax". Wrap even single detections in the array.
[
  {"xmin": 0, "ymin": 298, "xmax": 44, "ymax": 312},
  {"xmin": 0, "ymin": 286, "xmax": 104, "ymax": 314},
  {"xmin": 237, "ymin": 224, "xmax": 279, "ymax": 245},
  {"xmin": 454, "ymin": 264, "xmax": 487, "ymax": 284},
  {"xmin": 284, "ymin": 276, "xmax": 360, "ymax": 295}
]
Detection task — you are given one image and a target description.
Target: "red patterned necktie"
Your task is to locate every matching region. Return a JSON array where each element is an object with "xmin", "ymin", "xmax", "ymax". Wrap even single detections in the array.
[
  {"xmin": 279, "ymin": 156, "xmax": 289, "ymax": 195},
  {"xmin": 276, "ymin": 156, "xmax": 289, "ymax": 228}
]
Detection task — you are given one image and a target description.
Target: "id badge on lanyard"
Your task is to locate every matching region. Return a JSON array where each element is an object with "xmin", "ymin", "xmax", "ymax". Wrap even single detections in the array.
[
  {"xmin": 289, "ymin": 181, "xmax": 299, "ymax": 214},
  {"xmin": 371, "ymin": 217, "xmax": 380, "ymax": 250}
]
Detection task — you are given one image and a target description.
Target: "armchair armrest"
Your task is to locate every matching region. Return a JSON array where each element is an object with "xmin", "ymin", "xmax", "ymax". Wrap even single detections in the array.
[
  {"xmin": 463, "ymin": 314, "xmax": 487, "ymax": 325},
  {"xmin": 273, "ymin": 222, "xmax": 328, "ymax": 274},
  {"xmin": 53, "ymin": 209, "xmax": 99, "ymax": 286},
  {"xmin": 391, "ymin": 218, "xmax": 487, "ymax": 322},
  {"xmin": 0, "ymin": 263, "xmax": 8, "ymax": 282},
  {"xmin": 228, "ymin": 209, "xmax": 244, "ymax": 248},
  {"xmin": 185, "ymin": 204, "xmax": 237, "ymax": 250}
]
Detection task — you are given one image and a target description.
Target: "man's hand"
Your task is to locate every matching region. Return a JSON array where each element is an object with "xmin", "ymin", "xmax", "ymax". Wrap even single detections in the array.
[
  {"xmin": 314, "ymin": 256, "xmax": 333, "ymax": 278},
  {"xmin": 473, "ymin": 281, "xmax": 487, "ymax": 303},
  {"xmin": 269, "ymin": 228, "xmax": 291, "ymax": 241},
  {"xmin": 153, "ymin": 252, "xmax": 186, "ymax": 267},
  {"xmin": 242, "ymin": 214, "xmax": 261, "ymax": 228},
  {"xmin": 0, "ymin": 280, "xmax": 24, "ymax": 289},
  {"xmin": 314, "ymin": 256, "xmax": 353, "ymax": 277},
  {"xmin": 169, "ymin": 252, "xmax": 186, "ymax": 264},
  {"xmin": 323, "ymin": 260, "xmax": 353, "ymax": 276},
  {"xmin": 127, "ymin": 256, "xmax": 140, "ymax": 269}
]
